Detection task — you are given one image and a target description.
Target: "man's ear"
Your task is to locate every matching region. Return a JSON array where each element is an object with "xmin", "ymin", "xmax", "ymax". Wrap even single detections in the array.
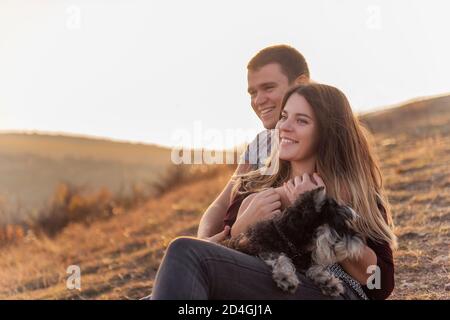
[{"xmin": 294, "ymin": 74, "xmax": 310, "ymax": 85}]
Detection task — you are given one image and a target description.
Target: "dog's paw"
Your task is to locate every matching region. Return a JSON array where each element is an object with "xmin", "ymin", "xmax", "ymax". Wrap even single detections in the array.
[
  {"xmin": 263, "ymin": 253, "xmax": 300, "ymax": 294},
  {"xmin": 273, "ymin": 273, "xmax": 299, "ymax": 294},
  {"xmin": 306, "ymin": 265, "xmax": 344, "ymax": 297},
  {"xmin": 319, "ymin": 276, "xmax": 344, "ymax": 297},
  {"xmin": 259, "ymin": 252, "xmax": 280, "ymax": 268}
]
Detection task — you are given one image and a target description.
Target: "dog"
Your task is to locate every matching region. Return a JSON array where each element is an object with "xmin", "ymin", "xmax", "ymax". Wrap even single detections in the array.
[{"xmin": 220, "ymin": 187, "xmax": 365, "ymax": 296}]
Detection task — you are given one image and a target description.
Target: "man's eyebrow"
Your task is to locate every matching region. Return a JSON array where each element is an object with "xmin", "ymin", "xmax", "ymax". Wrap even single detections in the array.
[
  {"xmin": 281, "ymin": 110, "xmax": 313, "ymax": 120},
  {"xmin": 260, "ymin": 81, "xmax": 277, "ymax": 87}
]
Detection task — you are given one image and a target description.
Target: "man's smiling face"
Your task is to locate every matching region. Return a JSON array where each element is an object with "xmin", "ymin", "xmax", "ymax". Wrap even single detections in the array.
[{"xmin": 247, "ymin": 63, "xmax": 291, "ymax": 129}]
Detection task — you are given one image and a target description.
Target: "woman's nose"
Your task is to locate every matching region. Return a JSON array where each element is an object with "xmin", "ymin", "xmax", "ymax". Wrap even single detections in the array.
[{"xmin": 279, "ymin": 117, "xmax": 293, "ymax": 131}]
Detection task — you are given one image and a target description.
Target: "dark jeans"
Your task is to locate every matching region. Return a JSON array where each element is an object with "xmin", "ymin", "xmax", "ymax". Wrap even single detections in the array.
[{"xmin": 145, "ymin": 236, "xmax": 362, "ymax": 300}]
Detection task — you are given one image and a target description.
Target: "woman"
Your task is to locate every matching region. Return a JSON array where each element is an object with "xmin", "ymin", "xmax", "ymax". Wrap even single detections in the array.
[{"xmin": 148, "ymin": 83, "xmax": 396, "ymax": 300}]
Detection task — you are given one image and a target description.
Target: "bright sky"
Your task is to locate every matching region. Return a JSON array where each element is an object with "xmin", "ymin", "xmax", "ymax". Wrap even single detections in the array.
[{"xmin": 0, "ymin": 0, "xmax": 449, "ymax": 149}]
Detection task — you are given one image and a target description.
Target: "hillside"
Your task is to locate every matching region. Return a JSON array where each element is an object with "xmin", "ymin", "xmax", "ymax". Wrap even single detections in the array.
[
  {"xmin": 0, "ymin": 95, "xmax": 449, "ymax": 299},
  {"xmin": 0, "ymin": 133, "xmax": 173, "ymax": 223}
]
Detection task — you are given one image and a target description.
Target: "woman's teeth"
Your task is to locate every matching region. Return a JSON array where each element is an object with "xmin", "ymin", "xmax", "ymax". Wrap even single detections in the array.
[{"xmin": 281, "ymin": 138, "xmax": 298, "ymax": 144}]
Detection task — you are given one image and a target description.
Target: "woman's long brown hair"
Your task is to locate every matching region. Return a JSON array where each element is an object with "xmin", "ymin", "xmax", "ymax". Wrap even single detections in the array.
[{"xmin": 232, "ymin": 83, "xmax": 397, "ymax": 248}]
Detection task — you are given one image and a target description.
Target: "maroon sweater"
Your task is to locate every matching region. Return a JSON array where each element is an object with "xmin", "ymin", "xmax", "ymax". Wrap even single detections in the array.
[{"xmin": 223, "ymin": 193, "xmax": 395, "ymax": 300}]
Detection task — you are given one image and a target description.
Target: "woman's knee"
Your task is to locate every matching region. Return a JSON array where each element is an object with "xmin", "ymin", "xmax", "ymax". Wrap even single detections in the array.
[
  {"xmin": 166, "ymin": 236, "xmax": 203, "ymax": 256},
  {"xmin": 162, "ymin": 236, "xmax": 213, "ymax": 272}
]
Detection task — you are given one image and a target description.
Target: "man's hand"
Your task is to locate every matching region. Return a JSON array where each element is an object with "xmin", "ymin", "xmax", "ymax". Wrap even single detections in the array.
[
  {"xmin": 283, "ymin": 172, "xmax": 326, "ymax": 205},
  {"xmin": 203, "ymin": 225, "xmax": 231, "ymax": 243}
]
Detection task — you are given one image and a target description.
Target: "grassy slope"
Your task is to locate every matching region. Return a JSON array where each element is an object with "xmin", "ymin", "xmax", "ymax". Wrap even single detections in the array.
[
  {"xmin": 0, "ymin": 133, "xmax": 173, "ymax": 220},
  {"xmin": 0, "ymin": 96, "xmax": 449, "ymax": 299}
]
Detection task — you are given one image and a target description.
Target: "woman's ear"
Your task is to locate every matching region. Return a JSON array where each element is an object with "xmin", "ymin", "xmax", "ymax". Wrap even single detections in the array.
[{"xmin": 294, "ymin": 74, "xmax": 310, "ymax": 85}]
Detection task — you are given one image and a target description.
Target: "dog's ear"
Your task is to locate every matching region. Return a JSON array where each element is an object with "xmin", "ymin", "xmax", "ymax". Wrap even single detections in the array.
[
  {"xmin": 347, "ymin": 206, "xmax": 359, "ymax": 220},
  {"xmin": 339, "ymin": 206, "xmax": 359, "ymax": 221},
  {"xmin": 312, "ymin": 224, "xmax": 337, "ymax": 265},
  {"xmin": 313, "ymin": 186, "xmax": 327, "ymax": 212}
]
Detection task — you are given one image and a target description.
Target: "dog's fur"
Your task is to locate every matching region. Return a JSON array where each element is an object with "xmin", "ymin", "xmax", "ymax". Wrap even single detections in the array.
[{"xmin": 220, "ymin": 187, "xmax": 366, "ymax": 296}]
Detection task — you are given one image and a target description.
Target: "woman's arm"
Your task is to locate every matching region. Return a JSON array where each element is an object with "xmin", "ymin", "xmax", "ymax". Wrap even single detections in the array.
[
  {"xmin": 339, "ymin": 245, "xmax": 377, "ymax": 285},
  {"xmin": 360, "ymin": 239, "xmax": 395, "ymax": 300},
  {"xmin": 339, "ymin": 240, "xmax": 395, "ymax": 300}
]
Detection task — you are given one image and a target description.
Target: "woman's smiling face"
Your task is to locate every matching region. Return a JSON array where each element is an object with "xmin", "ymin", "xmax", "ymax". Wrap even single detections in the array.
[{"xmin": 277, "ymin": 93, "xmax": 319, "ymax": 162}]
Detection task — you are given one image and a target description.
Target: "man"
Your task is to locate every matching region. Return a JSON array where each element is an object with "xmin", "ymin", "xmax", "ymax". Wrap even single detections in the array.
[{"xmin": 197, "ymin": 44, "xmax": 310, "ymax": 241}]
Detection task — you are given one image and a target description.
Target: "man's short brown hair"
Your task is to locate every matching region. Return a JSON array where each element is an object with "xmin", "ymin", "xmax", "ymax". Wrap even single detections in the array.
[{"xmin": 247, "ymin": 45, "xmax": 310, "ymax": 83}]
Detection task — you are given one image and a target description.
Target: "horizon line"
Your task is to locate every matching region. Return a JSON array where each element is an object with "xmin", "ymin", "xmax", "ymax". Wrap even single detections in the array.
[{"xmin": 1, "ymin": 91, "xmax": 448, "ymax": 150}]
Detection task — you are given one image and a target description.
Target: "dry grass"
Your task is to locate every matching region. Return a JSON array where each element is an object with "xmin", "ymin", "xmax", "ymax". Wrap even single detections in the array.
[
  {"xmin": 0, "ymin": 95, "xmax": 448, "ymax": 300},
  {"xmin": 0, "ymin": 165, "xmax": 234, "ymax": 299},
  {"xmin": 0, "ymin": 163, "xmax": 223, "ymax": 243},
  {"xmin": 359, "ymin": 95, "xmax": 450, "ymax": 299}
]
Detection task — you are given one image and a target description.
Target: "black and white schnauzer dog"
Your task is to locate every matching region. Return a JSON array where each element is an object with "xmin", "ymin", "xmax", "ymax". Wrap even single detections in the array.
[{"xmin": 220, "ymin": 187, "xmax": 365, "ymax": 296}]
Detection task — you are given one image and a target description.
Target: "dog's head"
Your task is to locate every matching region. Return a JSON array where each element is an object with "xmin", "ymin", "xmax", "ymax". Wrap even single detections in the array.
[
  {"xmin": 290, "ymin": 186, "xmax": 327, "ymax": 213},
  {"xmin": 275, "ymin": 187, "xmax": 365, "ymax": 265},
  {"xmin": 309, "ymin": 190, "xmax": 365, "ymax": 264},
  {"xmin": 303, "ymin": 188, "xmax": 358, "ymax": 232}
]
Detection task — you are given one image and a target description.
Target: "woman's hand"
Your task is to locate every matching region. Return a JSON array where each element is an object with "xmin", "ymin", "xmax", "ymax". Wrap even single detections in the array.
[
  {"xmin": 283, "ymin": 172, "xmax": 326, "ymax": 205},
  {"xmin": 230, "ymin": 188, "xmax": 281, "ymax": 238}
]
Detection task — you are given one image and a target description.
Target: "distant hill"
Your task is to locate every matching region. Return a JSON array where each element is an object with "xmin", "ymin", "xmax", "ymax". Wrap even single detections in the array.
[
  {"xmin": 0, "ymin": 133, "xmax": 174, "ymax": 221},
  {"xmin": 359, "ymin": 94, "xmax": 450, "ymax": 136},
  {"xmin": 0, "ymin": 133, "xmax": 171, "ymax": 164}
]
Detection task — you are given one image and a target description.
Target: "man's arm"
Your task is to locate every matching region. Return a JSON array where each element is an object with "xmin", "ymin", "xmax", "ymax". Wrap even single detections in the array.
[
  {"xmin": 197, "ymin": 163, "xmax": 250, "ymax": 239},
  {"xmin": 197, "ymin": 131, "xmax": 265, "ymax": 239}
]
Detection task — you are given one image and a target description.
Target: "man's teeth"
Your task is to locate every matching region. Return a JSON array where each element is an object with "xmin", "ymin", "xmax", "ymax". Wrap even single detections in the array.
[
  {"xmin": 281, "ymin": 138, "xmax": 298, "ymax": 144},
  {"xmin": 261, "ymin": 108, "xmax": 274, "ymax": 116}
]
